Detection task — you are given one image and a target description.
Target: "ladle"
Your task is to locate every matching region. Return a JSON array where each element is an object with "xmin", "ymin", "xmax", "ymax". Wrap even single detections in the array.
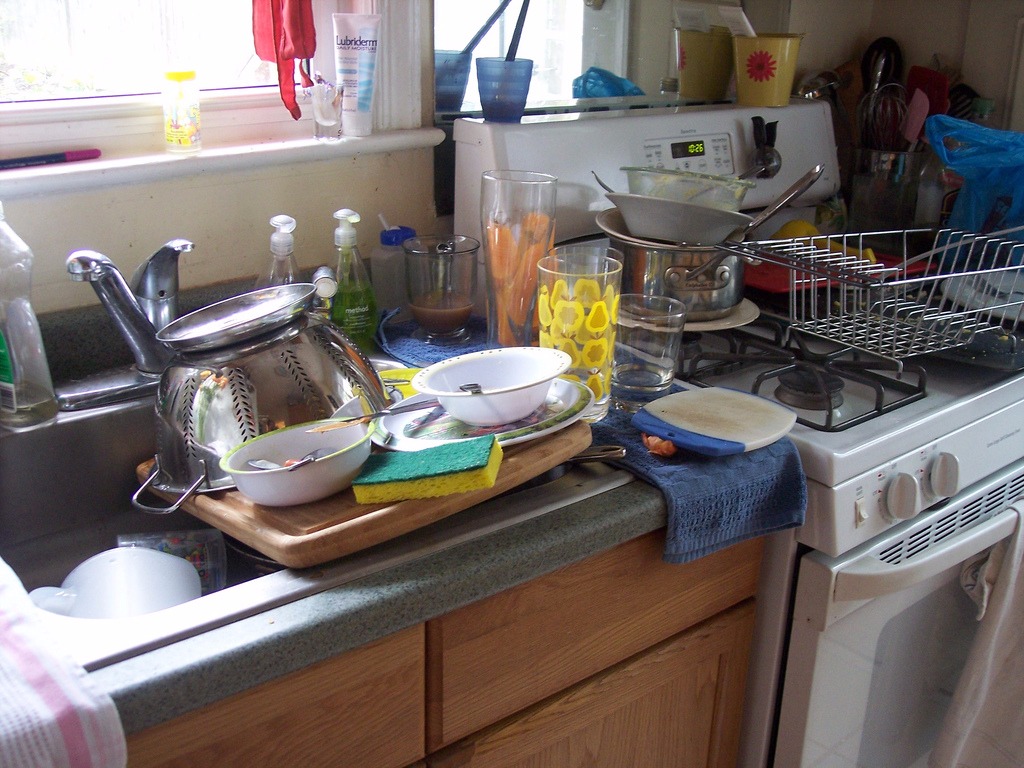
[{"xmin": 724, "ymin": 163, "xmax": 824, "ymax": 242}]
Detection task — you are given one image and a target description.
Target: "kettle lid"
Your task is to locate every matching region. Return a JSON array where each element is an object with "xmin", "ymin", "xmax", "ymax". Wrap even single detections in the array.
[{"xmin": 156, "ymin": 283, "xmax": 316, "ymax": 352}]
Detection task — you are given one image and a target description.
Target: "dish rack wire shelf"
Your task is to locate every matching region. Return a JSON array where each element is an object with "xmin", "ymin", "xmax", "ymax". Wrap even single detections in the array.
[{"xmin": 719, "ymin": 228, "xmax": 1024, "ymax": 360}]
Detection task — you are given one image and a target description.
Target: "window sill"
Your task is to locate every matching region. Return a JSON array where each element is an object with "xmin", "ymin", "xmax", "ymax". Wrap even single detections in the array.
[{"xmin": 0, "ymin": 126, "xmax": 446, "ymax": 200}]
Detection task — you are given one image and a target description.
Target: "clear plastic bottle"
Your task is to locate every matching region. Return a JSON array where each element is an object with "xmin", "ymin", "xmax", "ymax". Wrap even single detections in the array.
[
  {"xmin": 163, "ymin": 69, "xmax": 201, "ymax": 153},
  {"xmin": 370, "ymin": 221, "xmax": 416, "ymax": 318},
  {"xmin": 254, "ymin": 214, "xmax": 300, "ymax": 289},
  {"xmin": 329, "ymin": 209, "xmax": 377, "ymax": 349},
  {"xmin": 914, "ymin": 140, "xmax": 962, "ymax": 229},
  {"xmin": 0, "ymin": 202, "xmax": 58, "ymax": 430}
]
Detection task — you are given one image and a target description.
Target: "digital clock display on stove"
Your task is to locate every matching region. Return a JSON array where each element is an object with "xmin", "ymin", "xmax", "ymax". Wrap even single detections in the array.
[{"xmin": 671, "ymin": 139, "xmax": 706, "ymax": 159}]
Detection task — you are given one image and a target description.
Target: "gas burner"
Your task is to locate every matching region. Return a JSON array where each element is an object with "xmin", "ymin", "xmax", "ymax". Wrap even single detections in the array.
[
  {"xmin": 775, "ymin": 368, "xmax": 845, "ymax": 411},
  {"xmin": 677, "ymin": 314, "xmax": 930, "ymax": 431}
]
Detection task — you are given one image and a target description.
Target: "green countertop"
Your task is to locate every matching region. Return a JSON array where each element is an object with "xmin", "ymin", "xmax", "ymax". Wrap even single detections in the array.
[{"xmin": 89, "ymin": 470, "xmax": 666, "ymax": 734}]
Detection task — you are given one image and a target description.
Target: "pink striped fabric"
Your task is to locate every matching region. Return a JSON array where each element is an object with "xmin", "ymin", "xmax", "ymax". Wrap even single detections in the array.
[{"xmin": 0, "ymin": 559, "xmax": 126, "ymax": 768}]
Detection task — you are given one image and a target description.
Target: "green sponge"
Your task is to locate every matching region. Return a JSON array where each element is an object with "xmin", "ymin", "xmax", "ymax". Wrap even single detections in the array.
[{"xmin": 352, "ymin": 435, "xmax": 503, "ymax": 504}]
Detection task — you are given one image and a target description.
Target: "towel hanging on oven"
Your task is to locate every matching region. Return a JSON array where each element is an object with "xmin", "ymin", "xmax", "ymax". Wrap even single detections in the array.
[{"xmin": 253, "ymin": 0, "xmax": 316, "ymax": 119}]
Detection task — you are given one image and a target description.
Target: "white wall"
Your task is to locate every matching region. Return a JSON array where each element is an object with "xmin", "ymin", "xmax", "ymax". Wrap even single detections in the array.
[
  {"xmin": 774, "ymin": 0, "xmax": 1024, "ymax": 127},
  {"xmin": 4, "ymin": 149, "xmax": 437, "ymax": 315}
]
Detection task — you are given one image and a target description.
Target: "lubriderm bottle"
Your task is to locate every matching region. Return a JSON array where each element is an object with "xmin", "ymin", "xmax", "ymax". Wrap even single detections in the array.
[
  {"xmin": 254, "ymin": 214, "xmax": 300, "ymax": 289},
  {"xmin": 0, "ymin": 202, "xmax": 58, "ymax": 430},
  {"xmin": 330, "ymin": 209, "xmax": 377, "ymax": 349}
]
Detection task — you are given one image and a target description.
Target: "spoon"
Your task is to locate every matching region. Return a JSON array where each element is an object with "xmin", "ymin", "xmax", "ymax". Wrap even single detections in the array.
[
  {"xmin": 247, "ymin": 447, "xmax": 334, "ymax": 472},
  {"xmin": 305, "ymin": 398, "xmax": 443, "ymax": 433}
]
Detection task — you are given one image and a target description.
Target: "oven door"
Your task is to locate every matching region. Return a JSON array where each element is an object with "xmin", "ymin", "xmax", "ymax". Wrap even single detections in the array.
[{"xmin": 774, "ymin": 475, "xmax": 1021, "ymax": 767}]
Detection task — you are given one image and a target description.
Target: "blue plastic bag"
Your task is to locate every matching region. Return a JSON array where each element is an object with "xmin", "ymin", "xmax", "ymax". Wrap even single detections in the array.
[
  {"xmin": 572, "ymin": 67, "xmax": 645, "ymax": 98},
  {"xmin": 926, "ymin": 114, "xmax": 1024, "ymax": 237}
]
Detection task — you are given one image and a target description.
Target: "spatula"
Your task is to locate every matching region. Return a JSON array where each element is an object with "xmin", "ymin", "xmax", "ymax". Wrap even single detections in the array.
[{"xmin": 902, "ymin": 88, "xmax": 929, "ymax": 151}]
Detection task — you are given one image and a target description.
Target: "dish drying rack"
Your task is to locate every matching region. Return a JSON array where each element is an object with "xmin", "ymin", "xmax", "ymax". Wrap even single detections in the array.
[{"xmin": 720, "ymin": 228, "xmax": 1024, "ymax": 360}]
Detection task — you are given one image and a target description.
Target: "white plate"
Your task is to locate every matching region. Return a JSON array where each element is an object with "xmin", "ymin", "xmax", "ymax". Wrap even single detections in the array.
[
  {"xmin": 940, "ymin": 273, "xmax": 1024, "ymax": 325},
  {"xmin": 685, "ymin": 299, "xmax": 760, "ymax": 332},
  {"xmin": 372, "ymin": 378, "xmax": 593, "ymax": 451}
]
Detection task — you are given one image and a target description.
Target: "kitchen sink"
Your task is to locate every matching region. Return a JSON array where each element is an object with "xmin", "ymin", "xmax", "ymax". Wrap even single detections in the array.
[{"xmin": 0, "ymin": 387, "xmax": 632, "ymax": 671}]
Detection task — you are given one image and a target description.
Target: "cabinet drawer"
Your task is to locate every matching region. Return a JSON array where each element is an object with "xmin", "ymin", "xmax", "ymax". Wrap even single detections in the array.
[
  {"xmin": 127, "ymin": 625, "xmax": 426, "ymax": 768},
  {"xmin": 429, "ymin": 600, "xmax": 756, "ymax": 768},
  {"xmin": 426, "ymin": 532, "xmax": 762, "ymax": 748}
]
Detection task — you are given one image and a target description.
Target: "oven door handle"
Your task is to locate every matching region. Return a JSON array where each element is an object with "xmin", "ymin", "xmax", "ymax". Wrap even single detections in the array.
[{"xmin": 832, "ymin": 507, "xmax": 1020, "ymax": 603}]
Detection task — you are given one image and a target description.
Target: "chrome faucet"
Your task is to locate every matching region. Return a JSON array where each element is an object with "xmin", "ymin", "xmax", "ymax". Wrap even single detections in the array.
[
  {"xmin": 66, "ymin": 247, "xmax": 181, "ymax": 375},
  {"xmin": 130, "ymin": 238, "xmax": 192, "ymax": 331}
]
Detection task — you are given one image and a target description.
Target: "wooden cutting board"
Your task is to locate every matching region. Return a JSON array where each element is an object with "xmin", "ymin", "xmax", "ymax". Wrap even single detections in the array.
[{"xmin": 136, "ymin": 420, "xmax": 592, "ymax": 569}]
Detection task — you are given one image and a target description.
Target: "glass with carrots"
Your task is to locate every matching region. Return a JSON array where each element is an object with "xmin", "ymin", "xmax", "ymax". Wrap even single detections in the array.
[
  {"xmin": 537, "ymin": 246, "xmax": 623, "ymax": 422},
  {"xmin": 480, "ymin": 170, "xmax": 557, "ymax": 348}
]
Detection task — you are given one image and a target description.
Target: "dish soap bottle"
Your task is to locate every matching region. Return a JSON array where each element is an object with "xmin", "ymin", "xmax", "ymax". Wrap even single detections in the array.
[
  {"xmin": 0, "ymin": 202, "xmax": 58, "ymax": 430},
  {"xmin": 254, "ymin": 214, "xmax": 300, "ymax": 289},
  {"xmin": 330, "ymin": 209, "xmax": 377, "ymax": 349}
]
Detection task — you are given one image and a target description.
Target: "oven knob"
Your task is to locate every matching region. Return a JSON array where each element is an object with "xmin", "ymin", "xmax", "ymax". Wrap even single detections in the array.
[
  {"xmin": 928, "ymin": 452, "xmax": 960, "ymax": 498},
  {"xmin": 885, "ymin": 472, "xmax": 920, "ymax": 520}
]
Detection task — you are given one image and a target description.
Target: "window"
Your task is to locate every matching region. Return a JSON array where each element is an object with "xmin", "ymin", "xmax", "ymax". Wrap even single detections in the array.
[
  {"xmin": 432, "ymin": 0, "xmax": 629, "ymax": 111},
  {"xmin": 0, "ymin": 0, "xmax": 274, "ymax": 102},
  {"xmin": 0, "ymin": 1, "xmax": 425, "ymax": 166}
]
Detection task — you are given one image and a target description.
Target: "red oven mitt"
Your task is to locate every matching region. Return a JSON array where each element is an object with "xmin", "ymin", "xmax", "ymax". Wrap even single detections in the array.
[{"xmin": 253, "ymin": 0, "xmax": 316, "ymax": 119}]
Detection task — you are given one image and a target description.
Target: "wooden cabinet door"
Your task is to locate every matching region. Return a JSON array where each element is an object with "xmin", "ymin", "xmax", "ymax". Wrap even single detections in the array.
[
  {"xmin": 127, "ymin": 625, "xmax": 425, "ymax": 768},
  {"xmin": 427, "ymin": 533, "xmax": 762, "ymax": 749},
  {"xmin": 428, "ymin": 600, "xmax": 755, "ymax": 768}
]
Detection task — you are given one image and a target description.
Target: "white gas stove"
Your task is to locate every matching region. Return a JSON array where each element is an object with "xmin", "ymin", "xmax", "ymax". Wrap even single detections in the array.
[{"xmin": 453, "ymin": 100, "xmax": 1024, "ymax": 768}]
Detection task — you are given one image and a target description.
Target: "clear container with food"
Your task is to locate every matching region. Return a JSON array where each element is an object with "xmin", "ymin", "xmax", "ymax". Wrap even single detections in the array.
[{"xmin": 620, "ymin": 166, "xmax": 754, "ymax": 210}]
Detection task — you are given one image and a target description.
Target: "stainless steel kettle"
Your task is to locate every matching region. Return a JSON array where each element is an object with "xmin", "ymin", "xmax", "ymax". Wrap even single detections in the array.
[
  {"xmin": 135, "ymin": 289, "xmax": 389, "ymax": 512},
  {"xmin": 66, "ymin": 250, "xmax": 389, "ymax": 513}
]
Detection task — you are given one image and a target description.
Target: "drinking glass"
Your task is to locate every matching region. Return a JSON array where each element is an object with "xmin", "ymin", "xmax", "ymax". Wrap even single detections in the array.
[
  {"xmin": 480, "ymin": 170, "xmax": 557, "ymax": 348},
  {"xmin": 611, "ymin": 294, "xmax": 687, "ymax": 412},
  {"xmin": 403, "ymin": 235, "xmax": 479, "ymax": 343},
  {"xmin": 537, "ymin": 246, "xmax": 622, "ymax": 422}
]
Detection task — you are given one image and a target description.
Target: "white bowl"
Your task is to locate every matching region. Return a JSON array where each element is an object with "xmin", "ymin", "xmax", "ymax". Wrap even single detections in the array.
[
  {"xmin": 411, "ymin": 347, "xmax": 571, "ymax": 426},
  {"xmin": 219, "ymin": 420, "xmax": 374, "ymax": 506},
  {"xmin": 606, "ymin": 192, "xmax": 753, "ymax": 245}
]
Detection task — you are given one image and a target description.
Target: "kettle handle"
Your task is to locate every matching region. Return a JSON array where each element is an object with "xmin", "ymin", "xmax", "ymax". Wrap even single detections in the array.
[{"xmin": 132, "ymin": 457, "xmax": 210, "ymax": 515}]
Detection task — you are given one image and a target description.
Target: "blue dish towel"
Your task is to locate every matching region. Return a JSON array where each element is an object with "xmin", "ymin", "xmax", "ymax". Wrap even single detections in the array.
[
  {"xmin": 377, "ymin": 309, "xmax": 491, "ymax": 367},
  {"xmin": 592, "ymin": 407, "xmax": 807, "ymax": 564}
]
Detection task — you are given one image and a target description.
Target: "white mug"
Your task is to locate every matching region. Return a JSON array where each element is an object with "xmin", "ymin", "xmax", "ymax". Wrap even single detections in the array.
[{"xmin": 30, "ymin": 547, "xmax": 201, "ymax": 619}]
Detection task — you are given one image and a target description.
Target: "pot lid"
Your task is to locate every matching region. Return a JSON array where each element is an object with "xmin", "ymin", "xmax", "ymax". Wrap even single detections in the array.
[{"xmin": 157, "ymin": 283, "xmax": 316, "ymax": 352}]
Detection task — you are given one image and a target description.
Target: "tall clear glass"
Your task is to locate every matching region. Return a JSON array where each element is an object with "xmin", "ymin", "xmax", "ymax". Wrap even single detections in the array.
[{"xmin": 480, "ymin": 170, "xmax": 557, "ymax": 348}]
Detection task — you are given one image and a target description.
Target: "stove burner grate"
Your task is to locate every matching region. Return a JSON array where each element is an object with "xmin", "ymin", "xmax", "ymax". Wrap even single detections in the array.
[{"xmin": 678, "ymin": 315, "xmax": 929, "ymax": 431}]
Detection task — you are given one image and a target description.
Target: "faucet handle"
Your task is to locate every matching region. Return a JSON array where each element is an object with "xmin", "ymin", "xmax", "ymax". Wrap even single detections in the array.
[{"xmin": 131, "ymin": 239, "xmax": 193, "ymax": 331}]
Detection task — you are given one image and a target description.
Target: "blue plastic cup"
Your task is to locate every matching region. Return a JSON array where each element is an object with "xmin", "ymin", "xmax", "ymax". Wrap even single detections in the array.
[
  {"xmin": 435, "ymin": 50, "xmax": 472, "ymax": 113},
  {"xmin": 476, "ymin": 57, "xmax": 533, "ymax": 123}
]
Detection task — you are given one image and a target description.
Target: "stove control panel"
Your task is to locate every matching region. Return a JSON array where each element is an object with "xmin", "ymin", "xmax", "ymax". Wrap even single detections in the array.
[
  {"xmin": 453, "ymin": 98, "xmax": 841, "ymax": 245},
  {"xmin": 640, "ymin": 132, "xmax": 735, "ymax": 175}
]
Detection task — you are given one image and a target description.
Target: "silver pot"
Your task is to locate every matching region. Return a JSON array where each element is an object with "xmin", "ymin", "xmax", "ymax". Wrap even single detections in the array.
[
  {"xmin": 133, "ymin": 286, "xmax": 389, "ymax": 513},
  {"xmin": 596, "ymin": 209, "xmax": 743, "ymax": 320}
]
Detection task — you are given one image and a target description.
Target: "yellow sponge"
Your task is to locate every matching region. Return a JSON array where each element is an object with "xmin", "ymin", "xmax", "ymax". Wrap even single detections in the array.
[{"xmin": 352, "ymin": 435, "xmax": 503, "ymax": 504}]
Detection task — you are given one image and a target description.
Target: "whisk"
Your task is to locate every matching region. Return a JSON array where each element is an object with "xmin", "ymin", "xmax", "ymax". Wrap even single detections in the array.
[{"xmin": 858, "ymin": 81, "xmax": 908, "ymax": 151}]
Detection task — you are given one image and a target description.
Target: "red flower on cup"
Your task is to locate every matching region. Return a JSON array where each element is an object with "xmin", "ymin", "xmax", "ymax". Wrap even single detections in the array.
[
  {"xmin": 679, "ymin": 47, "xmax": 688, "ymax": 70},
  {"xmin": 745, "ymin": 50, "xmax": 778, "ymax": 82}
]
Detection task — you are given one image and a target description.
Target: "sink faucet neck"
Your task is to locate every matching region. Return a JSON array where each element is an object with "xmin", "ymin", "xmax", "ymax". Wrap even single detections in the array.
[{"xmin": 66, "ymin": 249, "xmax": 175, "ymax": 375}]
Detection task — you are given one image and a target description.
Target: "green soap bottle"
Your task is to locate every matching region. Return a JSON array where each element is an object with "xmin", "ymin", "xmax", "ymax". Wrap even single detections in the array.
[{"xmin": 329, "ymin": 209, "xmax": 377, "ymax": 349}]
